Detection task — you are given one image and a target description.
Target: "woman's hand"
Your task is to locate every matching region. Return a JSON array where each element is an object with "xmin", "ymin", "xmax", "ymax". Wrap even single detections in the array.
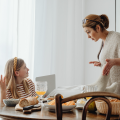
[
  {"xmin": 89, "ymin": 61, "xmax": 101, "ymax": 66},
  {"xmin": 102, "ymin": 59, "xmax": 115, "ymax": 76}
]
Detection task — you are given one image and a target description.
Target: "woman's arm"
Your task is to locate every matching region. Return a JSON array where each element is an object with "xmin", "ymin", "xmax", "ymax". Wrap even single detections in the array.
[{"xmin": 113, "ymin": 58, "xmax": 120, "ymax": 66}]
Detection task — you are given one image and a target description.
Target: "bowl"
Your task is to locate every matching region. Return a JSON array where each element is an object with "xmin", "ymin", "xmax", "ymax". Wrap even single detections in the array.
[
  {"xmin": 76, "ymin": 98, "xmax": 86, "ymax": 109},
  {"xmin": 3, "ymin": 99, "xmax": 20, "ymax": 107},
  {"xmin": 95, "ymin": 100, "xmax": 120, "ymax": 115}
]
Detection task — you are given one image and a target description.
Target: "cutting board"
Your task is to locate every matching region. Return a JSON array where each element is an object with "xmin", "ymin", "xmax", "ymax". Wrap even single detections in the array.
[{"xmin": 15, "ymin": 104, "xmax": 41, "ymax": 113}]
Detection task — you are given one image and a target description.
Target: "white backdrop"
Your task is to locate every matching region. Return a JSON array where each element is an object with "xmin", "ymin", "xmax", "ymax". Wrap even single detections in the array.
[
  {"xmin": 0, "ymin": 0, "xmax": 35, "ymax": 79},
  {"xmin": 0, "ymin": 0, "xmax": 18, "ymax": 75},
  {"xmin": 34, "ymin": 0, "xmax": 85, "ymax": 87},
  {"xmin": 34, "ymin": 0, "xmax": 115, "ymax": 87}
]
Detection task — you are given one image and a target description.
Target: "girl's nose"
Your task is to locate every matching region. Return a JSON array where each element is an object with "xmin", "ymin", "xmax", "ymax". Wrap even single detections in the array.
[{"xmin": 27, "ymin": 68, "xmax": 29, "ymax": 71}]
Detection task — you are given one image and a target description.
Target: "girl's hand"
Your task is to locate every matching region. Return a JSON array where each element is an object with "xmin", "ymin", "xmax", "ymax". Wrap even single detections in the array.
[
  {"xmin": 89, "ymin": 61, "xmax": 101, "ymax": 66},
  {"xmin": 102, "ymin": 59, "xmax": 115, "ymax": 76},
  {"xmin": 0, "ymin": 75, "xmax": 6, "ymax": 91},
  {"xmin": 0, "ymin": 75, "xmax": 6, "ymax": 104}
]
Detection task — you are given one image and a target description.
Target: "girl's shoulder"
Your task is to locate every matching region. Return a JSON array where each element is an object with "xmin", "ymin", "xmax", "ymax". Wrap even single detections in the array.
[{"xmin": 24, "ymin": 78, "xmax": 34, "ymax": 84}]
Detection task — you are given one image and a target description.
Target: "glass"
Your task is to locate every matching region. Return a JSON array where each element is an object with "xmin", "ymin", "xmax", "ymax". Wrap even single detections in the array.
[
  {"xmin": 35, "ymin": 81, "xmax": 47, "ymax": 103},
  {"xmin": 85, "ymin": 85, "xmax": 97, "ymax": 92}
]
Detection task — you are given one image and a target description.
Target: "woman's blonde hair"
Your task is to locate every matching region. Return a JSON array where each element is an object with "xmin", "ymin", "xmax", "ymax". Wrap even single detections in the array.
[
  {"xmin": 4, "ymin": 58, "xmax": 29, "ymax": 99},
  {"xmin": 82, "ymin": 14, "xmax": 109, "ymax": 32}
]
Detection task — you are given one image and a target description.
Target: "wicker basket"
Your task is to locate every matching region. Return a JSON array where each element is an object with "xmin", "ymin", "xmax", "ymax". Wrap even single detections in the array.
[{"xmin": 95, "ymin": 100, "xmax": 120, "ymax": 115}]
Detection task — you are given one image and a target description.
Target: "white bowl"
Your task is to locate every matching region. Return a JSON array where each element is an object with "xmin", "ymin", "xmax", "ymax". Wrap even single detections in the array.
[
  {"xmin": 3, "ymin": 99, "xmax": 20, "ymax": 106},
  {"xmin": 76, "ymin": 98, "xmax": 87, "ymax": 109}
]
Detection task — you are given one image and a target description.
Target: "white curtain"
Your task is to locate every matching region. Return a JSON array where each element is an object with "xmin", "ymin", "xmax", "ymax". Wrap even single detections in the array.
[
  {"xmin": 17, "ymin": 0, "xmax": 35, "ymax": 79},
  {"xmin": 0, "ymin": 0, "xmax": 18, "ymax": 75},
  {"xmin": 0, "ymin": 0, "xmax": 35, "ymax": 79},
  {"xmin": 34, "ymin": 0, "xmax": 85, "ymax": 87}
]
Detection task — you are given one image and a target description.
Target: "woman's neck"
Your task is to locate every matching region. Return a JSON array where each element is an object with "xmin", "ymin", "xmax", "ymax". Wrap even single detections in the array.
[{"xmin": 101, "ymin": 30, "xmax": 109, "ymax": 43}]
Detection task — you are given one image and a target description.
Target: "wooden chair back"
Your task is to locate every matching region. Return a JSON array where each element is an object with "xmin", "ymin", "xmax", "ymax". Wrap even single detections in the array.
[{"xmin": 55, "ymin": 92, "xmax": 120, "ymax": 120}]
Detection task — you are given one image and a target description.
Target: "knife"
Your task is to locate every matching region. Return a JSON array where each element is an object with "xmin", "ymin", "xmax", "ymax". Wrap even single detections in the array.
[{"xmin": 23, "ymin": 104, "xmax": 41, "ymax": 113}]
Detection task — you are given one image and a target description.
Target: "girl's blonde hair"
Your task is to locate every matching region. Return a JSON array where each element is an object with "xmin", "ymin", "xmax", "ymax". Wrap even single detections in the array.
[
  {"xmin": 82, "ymin": 14, "xmax": 109, "ymax": 32},
  {"xmin": 4, "ymin": 58, "xmax": 29, "ymax": 99}
]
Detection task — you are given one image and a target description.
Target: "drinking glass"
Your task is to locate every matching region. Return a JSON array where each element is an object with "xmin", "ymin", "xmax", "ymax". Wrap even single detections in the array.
[
  {"xmin": 35, "ymin": 81, "xmax": 47, "ymax": 103},
  {"xmin": 85, "ymin": 85, "xmax": 97, "ymax": 92}
]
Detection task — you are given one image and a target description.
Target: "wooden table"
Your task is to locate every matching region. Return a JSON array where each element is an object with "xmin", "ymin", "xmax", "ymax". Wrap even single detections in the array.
[{"xmin": 0, "ymin": 103, "xmax": 119, "ymax": 120}]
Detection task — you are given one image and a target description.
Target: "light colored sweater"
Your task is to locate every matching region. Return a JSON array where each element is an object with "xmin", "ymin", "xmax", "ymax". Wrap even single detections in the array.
[{"xmin": 100, "ymin": 31, "xmax": 120, "ymax": 95}]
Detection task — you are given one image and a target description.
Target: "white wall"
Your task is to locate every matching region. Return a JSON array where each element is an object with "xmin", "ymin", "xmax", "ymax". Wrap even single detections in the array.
[
  {"xmin": 116, "ymin": 0, "xmax": 120, "ymax": 32},
  {"xmin": 34, "ymin": 0, "xmax": 115, "ymax": 87},
  {"xmin": 83, "ymin": 0, "xmax": 115, "ymax": 84}
]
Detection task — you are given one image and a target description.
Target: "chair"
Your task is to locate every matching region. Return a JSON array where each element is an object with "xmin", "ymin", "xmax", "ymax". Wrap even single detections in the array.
[
  {"xmin": 55, "ymin": 92, "xmax": 120, "ymax": 120},
  {"xmin": 36, "ymin": 74, "xmax": 56, "ymax": 97}
]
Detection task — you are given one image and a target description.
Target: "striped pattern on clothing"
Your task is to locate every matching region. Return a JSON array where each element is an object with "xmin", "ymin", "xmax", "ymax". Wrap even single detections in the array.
[{"xmin": 6, "ymin": 78, "xmax": 36, "ymax": 99}]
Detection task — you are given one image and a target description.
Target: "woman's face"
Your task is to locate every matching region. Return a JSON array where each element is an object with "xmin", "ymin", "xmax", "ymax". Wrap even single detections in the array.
[
  {"xmin": 83, "ymin": 27, "xmax": 100, "ymax": 42},
  {"xmin": 18, "ymin": 63, "xmax": 29, "ymax": 79}
]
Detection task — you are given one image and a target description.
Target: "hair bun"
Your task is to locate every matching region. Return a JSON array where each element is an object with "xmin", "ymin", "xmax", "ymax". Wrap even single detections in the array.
[{"xmin": 99, "ymin": 14, "xmax": 109, "ymax": 29}]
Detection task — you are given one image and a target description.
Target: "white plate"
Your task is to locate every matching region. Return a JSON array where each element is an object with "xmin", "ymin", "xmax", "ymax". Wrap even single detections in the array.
[{"xmin": 44, "ymin": 103, "xmax": 76, "ymax": 112}]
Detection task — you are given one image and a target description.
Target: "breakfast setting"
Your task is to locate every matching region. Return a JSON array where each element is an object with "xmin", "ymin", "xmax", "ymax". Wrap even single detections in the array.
[
  {"xmin": 0, "ymin": 57, "xmax": 120, "ymax": 120},
  {"xmin": 0, "ymin": 0, "xmax": 120, "ymax": 120}
]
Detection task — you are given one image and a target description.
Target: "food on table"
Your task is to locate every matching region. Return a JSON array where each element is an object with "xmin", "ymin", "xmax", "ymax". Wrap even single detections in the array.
[
  {"xmin": 86, "ymin": 97, "xmax": 97, "ymax": 112},
  {"xmin": 77, "ymin": 98, "xmax": 86, "ymax": 104},
  {"xmin": 109, "ymin": 98, "xmax": 120, "ymax": 102},
  {"xmin": 61, "ymin": 95, "xmax": 63, "ymax": 98},
  {"xmin": 86, "ymin": 97, "xmax": 92, "ymax": 100},
  {"xmin": 87, "ymin": 101, "xmax": 97, "ymax": 112},
  {"xmin": 95, "ymin": 99, "xmax": 120, "ymax": 115},
  {"xmin": 47, "ymin": 95, "xmax": 64, "ymax": 101},
  {"xmin": 15, "ymin": 104, "xmax": 23, "ymax": 111},
  {"xmin": 19, "ymin": 97, "xmax": 39, "ymax": 107},
  {"xmin": 34, "ymin": 96, "xmax": 38, "ymax": 99},
  {"xmin": 74, "ymin": 99, "xmax": 77, "ymax": 103},
  {"xmin": 47, "ymin": 97, "xmax": 54, "ymax": 101},
  {"xmin": 48, "ymin": 99, "xmax": 75, "ymax": 106},
  {"xmin": 62, "ymin": 101, "xmax": 75, "ymax": 106}
]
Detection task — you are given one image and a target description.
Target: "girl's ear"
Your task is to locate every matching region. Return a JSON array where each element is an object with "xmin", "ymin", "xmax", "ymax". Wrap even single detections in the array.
[
  {"xmin": 96, "ymin": 25, "xmax": 101, "ymax": 32},
  {"xmin": 15, "ymin": 71, "xmax": 19, "ymax": 77}
]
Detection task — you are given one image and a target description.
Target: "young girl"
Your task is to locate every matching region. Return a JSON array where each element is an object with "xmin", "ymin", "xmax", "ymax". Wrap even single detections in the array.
[{"xmin": 0, "ymin": 57, "xmax": 36, "ymax": 103}]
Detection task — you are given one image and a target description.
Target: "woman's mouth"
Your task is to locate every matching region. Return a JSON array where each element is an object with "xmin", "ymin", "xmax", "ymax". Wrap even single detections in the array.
[{"xmin": 92, "ymin": 38, "xmax": 95, "ymax": 40}]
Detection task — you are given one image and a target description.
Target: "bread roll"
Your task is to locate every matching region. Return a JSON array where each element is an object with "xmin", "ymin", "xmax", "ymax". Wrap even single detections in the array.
[
  {"xmin": 15, "ymin": 104, "xmax": 23, "ymax": 111},
  {"xmin": 19, "ymin": 97, "xmax": 39, "ymax": 107}
]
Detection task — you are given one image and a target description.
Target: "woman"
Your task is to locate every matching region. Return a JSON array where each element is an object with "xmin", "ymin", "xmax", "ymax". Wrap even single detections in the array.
[
  {"xmin": 82, "ymin": 14, "xmax": 120, "ymax": 95},
  {"xmin": 0, "ymin": 57, "xmax": 36, "ymax": 104}
]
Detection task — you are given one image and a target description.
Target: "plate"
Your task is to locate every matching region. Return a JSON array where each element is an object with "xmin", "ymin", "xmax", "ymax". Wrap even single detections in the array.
[
  {"xmin": 3, "ymin": 99, "xmax": 20, "ymax": 107},
  {"xmin": 44, "ymin": 103, "xmax": 76, "ymax": 112}
]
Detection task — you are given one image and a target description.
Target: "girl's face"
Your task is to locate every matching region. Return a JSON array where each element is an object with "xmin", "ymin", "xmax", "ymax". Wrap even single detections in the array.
[
  {"xmin": 83, "ymin": 26, "xmax": 100, "ymax": 42},
  {"xmin": 18, "ymin": 63, "xmax": 29, "ymax": 79}
]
